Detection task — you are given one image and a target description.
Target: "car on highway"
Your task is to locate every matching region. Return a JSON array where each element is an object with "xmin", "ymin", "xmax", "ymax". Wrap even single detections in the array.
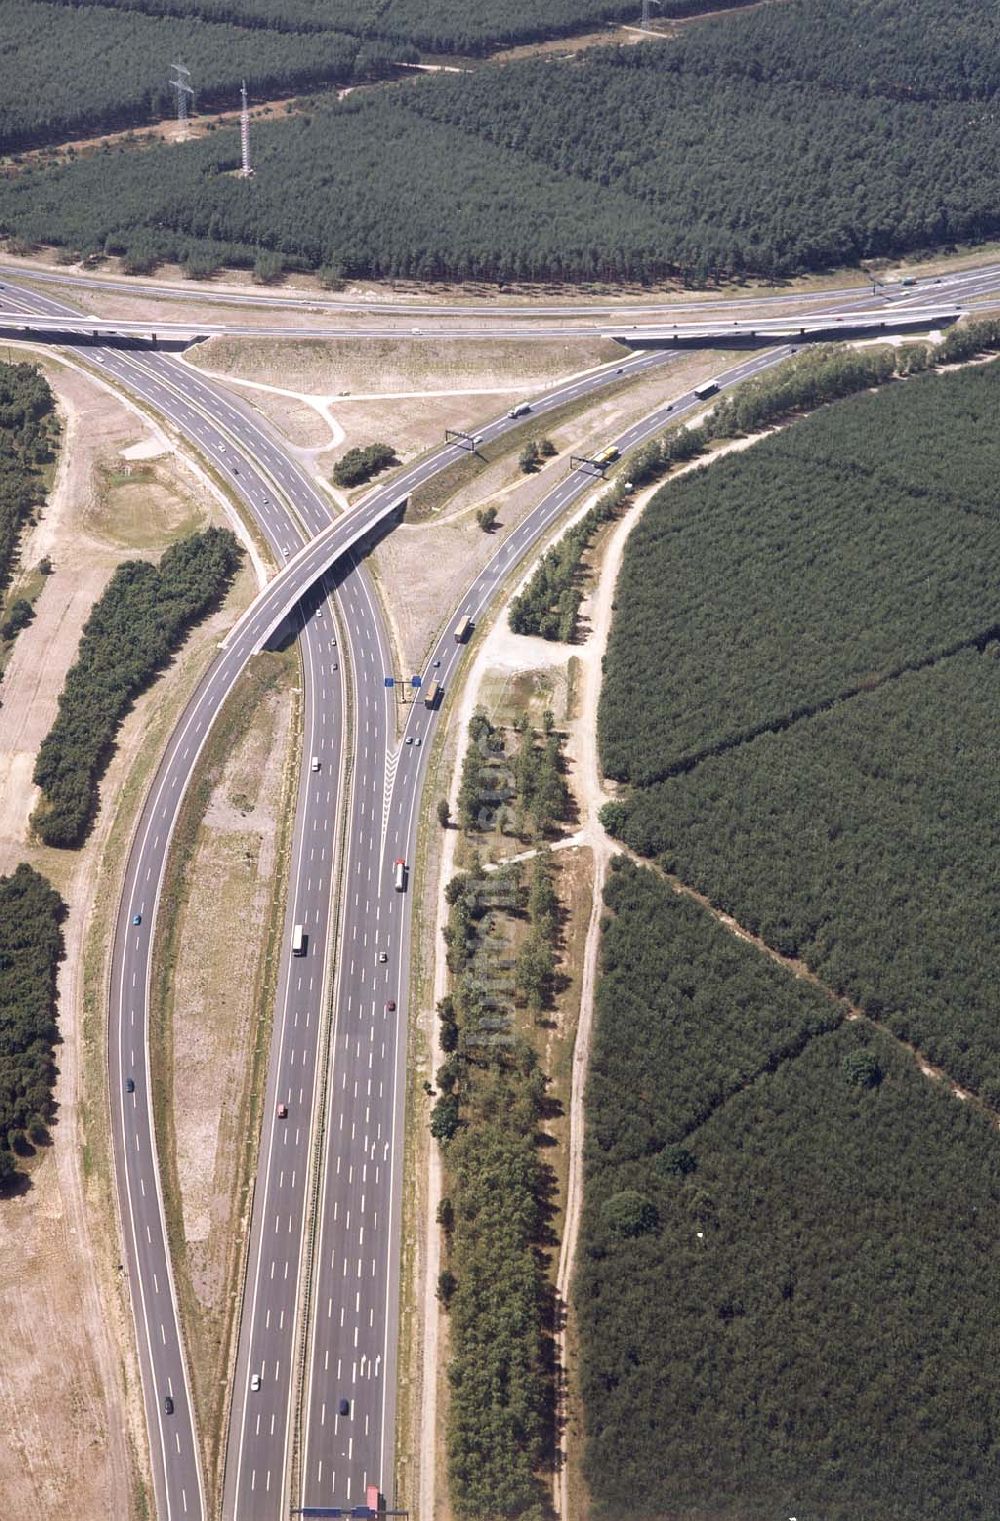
[
  {"xmin": 378, "ymin": 951, "xmax": 388, "ymax": 963},
  {"xmin": 277, "ymin": 1102, "xmax": 288, "ymax": 1119},
  {"xmin": 164, "ymin": 1395, "xmax": 174, "ymax": 1415},
  {"xmin": 311, "ymin": 756, "xmax": 321, "ymax": 772},
  {"xmin": 415, "ymin": 737, "xmax": 422, "ymax": 747},
  {"xmin": 282, "ymin": 546, "xmax": 290, "ymax": 557},
  {"xmin": 433, "ymin": 659, "xmax": 441, "ymax": 667},
  {"xmin": 332, "ymin": 661, "xmax": 338, "ymax": 670},
  {"xmin": 405, "ymin": 736, "xmax": 413, "ymax": 745},
  {"xmin": 132, "ymin": 913, "xmax": 142, "ymax": 925},
  {"xmin": 126, "ymin": 1077, "xmax": 135, "ymax": 1094},
  {"xmin": 250, "ymin": 1373, "xmax": 261, "ymax": 1392},
  {"xmin": 386, "ymin": 1000, "xmax": 396, "ymax": 1012},
  {"xmin": 337, "ymin": 1397, "xmax": 350, "ymax": 1417}
]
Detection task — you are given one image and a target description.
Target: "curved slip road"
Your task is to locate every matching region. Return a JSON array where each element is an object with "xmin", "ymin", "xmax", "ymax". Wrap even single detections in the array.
[{"xmin": 6, "ymin": 254, "xmax": 996, "ymax": 1518}]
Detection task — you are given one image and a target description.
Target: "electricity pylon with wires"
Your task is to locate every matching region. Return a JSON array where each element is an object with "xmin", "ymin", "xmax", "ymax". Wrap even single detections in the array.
[
  {"xmin": 170, "ymin": 62, "xmax": 194, "ymax": 133},
  {"xmin": 239, "ymin": 80, "xmax": 254, "ymax": 177}
]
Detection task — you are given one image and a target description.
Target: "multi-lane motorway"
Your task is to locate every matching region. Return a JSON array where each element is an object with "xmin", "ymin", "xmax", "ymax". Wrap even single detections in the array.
[{"xmin": 4, "ymin": 256, "xmax": 999, "ymax": 1520}]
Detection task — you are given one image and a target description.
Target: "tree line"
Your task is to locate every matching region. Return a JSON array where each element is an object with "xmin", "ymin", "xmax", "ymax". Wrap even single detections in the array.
[
  {"xmin": 32, "ymin": 527, "xmax": 242, "ymax": 846},
  {"xmin": 599, "ymin": 353, "xmax": 1000, "ymax": 786},
  {"xmin": 0, "ymin": 864, "xmax": 66, "ymax": 1191},
  {"xmin": 578, "ymin": 863, "xmax": 1000, "ymax": 1517},
  {"xmin": 434, "ymin": 855, "xmax": 555, "ymax": 1520},
  {"xmin": 0, "ymin": 361, "xmax": 57, "ymax": 600},
  {"xmin": 509, "ymin": 486, "xmax": 624, "ymax": 643}
]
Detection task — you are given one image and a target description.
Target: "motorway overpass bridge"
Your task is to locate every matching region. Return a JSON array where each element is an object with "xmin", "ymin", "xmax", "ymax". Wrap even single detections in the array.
[{"xmin": 0, "ymin": 304, "xmax": 965, "ymax": 348}]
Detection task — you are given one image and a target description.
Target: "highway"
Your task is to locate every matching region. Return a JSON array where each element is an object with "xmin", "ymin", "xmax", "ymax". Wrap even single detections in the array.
[
  {"xmin": 4, "ymin": 251, "xmax": 998, "ymax": 1520},
  {"xmin": 0, "ymin": 302, "xmax": 968, "ymax": 346},
  {"xmin": 3, "ymin": 255, "xmax": 1000, "ymax": 321}
]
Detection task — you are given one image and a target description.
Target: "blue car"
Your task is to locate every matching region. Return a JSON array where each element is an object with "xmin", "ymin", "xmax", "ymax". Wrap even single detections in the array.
[{"xmin": 132, "ymin": 913, "xmax": 142, "ymax": 926}]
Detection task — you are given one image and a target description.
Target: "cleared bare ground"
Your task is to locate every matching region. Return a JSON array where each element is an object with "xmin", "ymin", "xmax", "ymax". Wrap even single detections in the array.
[
  {"xmin": 0, "ymin": 351, "xmax": 253, "ymax": 1520},
  {"xmin": 190, "ymin": 336, "xmax": 625, "ymax": 393}
]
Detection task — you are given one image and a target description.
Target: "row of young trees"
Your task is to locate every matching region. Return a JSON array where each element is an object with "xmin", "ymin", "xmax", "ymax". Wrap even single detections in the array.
[
  {"xmin": 434, "ymin": 856, "xmax": 555, "ymax": 1519},
  {"xmin": 578, "ymin": 862, "xmax": 1000, "ymax": 1519},
  {"xmin": 32, "ymin": 528, "xmax": 242, "ymax": 846},
  {"xmin": 599, "ymin": 351, "xmax": 1000, "ymax": 785},
  {"xmin": 0, "ymin": 864, "xmax": 66, "ymax": 1190},
  {"xmin": 509, "ymin": 487, "xmax": 624, "ymax": 643},
  {"xmin": 0, "ymin": 362, "xmax": 57, "ymax": 598},
  {"xmin": 457, "ymin": 708, "xmax": 570, "ymax": 839}
]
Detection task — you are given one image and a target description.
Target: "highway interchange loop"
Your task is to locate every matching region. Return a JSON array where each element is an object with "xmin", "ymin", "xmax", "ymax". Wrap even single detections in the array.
[{"xmin": 1, "ymin": 256, "xmax": 996, "ymax": 1518}]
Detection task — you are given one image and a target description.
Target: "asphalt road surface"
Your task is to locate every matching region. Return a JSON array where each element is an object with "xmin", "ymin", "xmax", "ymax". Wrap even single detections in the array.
[
  {"xmin": 3, "ymin": 256, "xmax": 1000, "ymax": 320},
  {"xmin": 4, "ymin": 254, "xmax": 998, "ymax": 1520}
]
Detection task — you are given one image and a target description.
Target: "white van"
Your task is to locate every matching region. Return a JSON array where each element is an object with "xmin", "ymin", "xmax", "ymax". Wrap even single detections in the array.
[{"xmin": 311, "ymin": 756, "xmax": 320, "ymax": 772}]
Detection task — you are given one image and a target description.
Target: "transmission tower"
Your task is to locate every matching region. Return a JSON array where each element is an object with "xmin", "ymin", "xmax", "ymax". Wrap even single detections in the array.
[
  {"xmin": 170, "ymin": 62, "xmax": 194, "ymax": 133},
  {"xmin": 239, "ymin": 80, "xmax": 254, "ymax": 177},
  {"xmin": 640, "ymin": 0, "xmax": 661, "ymax": 27}
]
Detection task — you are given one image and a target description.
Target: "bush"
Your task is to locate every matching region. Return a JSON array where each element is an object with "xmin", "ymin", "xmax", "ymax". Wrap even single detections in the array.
[
  {"xmin": 601, "ymin": 1189, "xmax": 659, "ymax": 1238},
  {"xmin": 0, "ymin": 597, "xmax": 34, "ymax": 640},
  {"xmin": 331, "ymin": 442, "xmax": 397, "ymax": 488}
]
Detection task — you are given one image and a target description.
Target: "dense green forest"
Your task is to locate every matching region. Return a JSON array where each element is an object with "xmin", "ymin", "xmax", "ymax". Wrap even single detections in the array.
[
  {"xmin": 29, "ymin": 0, "xmax": 761, "ymax": 57},
  {"xmin": 0, "ymin": 864, "xmax": 66, "ymax": 1190},
  {"xmin": 589, "ymin": 861, "xmax": 843, "ymax": 1163},
  {"xmin": 608, "ymin": 651, "xmax": 1000, "ymax": 1105},
  {"xmin": 32, "ymin": 528, "xmax": 241, "ymax": 846},
  {"xmin": 0, "ymin": 1, "xmax": 389, "ymax": 154},
  {"xmin": 3, "ymin": 0, "xmax": 999, "ymax": 279},
  {"xmin": 599, "ymin": 361, "xmax": 1000, "ymax": 784},
  {"xmin": 0, "ymin": 362, "xmax": 58, "ymax": 599},
  {"xmin": 578, "ymin": 866, "xmax": 1000, "ymax": 1517}
]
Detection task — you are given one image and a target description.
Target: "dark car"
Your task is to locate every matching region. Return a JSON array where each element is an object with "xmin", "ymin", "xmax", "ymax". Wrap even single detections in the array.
[
  {"xmin": 164, "ymin": 1395, "xmax": 174, "ymax": 1415},
  {"xmin": 132, "ymin": 912, "xmax": 142, "ymax": 926},
  {"xmin": 337, "ymin": 1397, "xmax": 350, "ymax": 1417},
  {"xmin": 126, "ymin": 1077, "xmax": 135, "ymax": 1094},
  {"xmin": 385, "ymin": 1000, "xmax": 396, "ymax": 1013}
]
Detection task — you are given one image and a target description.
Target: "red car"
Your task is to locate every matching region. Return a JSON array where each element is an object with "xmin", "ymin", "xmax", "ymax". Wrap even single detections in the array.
[{"xmin": 385, "ymin": 1000, "xmax": 396, "ymax": 1013}]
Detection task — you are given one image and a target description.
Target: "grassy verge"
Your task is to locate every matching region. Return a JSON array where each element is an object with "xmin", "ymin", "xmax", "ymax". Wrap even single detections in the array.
[{"xmin": 147, "ymin": 647, "xmax": 301, "ymax": 1514}]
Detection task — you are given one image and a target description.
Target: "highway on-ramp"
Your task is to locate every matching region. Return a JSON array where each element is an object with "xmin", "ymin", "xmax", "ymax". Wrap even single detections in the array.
[{"xmin": 3, "ymin": 259, "xmax": 993, "ymax": 1519}]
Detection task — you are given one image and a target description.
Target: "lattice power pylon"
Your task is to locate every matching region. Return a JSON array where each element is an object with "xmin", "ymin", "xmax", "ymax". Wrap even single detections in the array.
[
  {"xmin": 170, "ymin": 62, "xmax": 194, "ymax": 133},
  {"xmin": 239, "ymin": 80, "xmax": 254, "ymax": 177}
]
